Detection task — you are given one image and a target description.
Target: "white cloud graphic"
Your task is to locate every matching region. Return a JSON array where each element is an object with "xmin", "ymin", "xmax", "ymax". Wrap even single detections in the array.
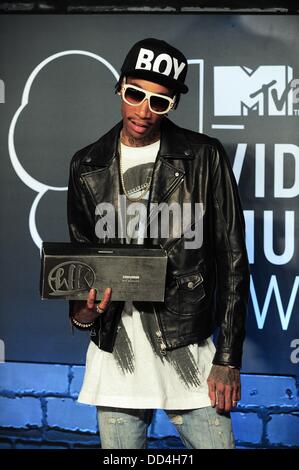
[{"xmin": 8, "ymin": 50, "xmax": 119, "ymax": 250}]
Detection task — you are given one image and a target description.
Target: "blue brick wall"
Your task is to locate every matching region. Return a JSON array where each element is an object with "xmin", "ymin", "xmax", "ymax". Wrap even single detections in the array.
[{"xmin": 0, "ymin": 362, "xmax": 298, "ymax": 449}]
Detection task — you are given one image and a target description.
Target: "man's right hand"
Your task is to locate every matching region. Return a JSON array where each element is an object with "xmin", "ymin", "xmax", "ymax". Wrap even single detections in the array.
[{"xmin": 72, "ymin": 287, "xmax": 112, "ymax": 324}]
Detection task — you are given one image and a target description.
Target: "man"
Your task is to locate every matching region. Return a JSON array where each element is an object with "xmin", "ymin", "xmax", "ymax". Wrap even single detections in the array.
[{"xmin": 67, "ymin": 38, "xmax": 250, "ymax": 449}]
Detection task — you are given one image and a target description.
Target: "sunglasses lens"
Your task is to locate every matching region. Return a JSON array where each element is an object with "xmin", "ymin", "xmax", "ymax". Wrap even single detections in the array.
[
  {"xmin": 150, "ymin": 96, "xmax": 170, "ymax": 113},
  {"xmin": 124, "ymin": 87, "xmax": 146, "ymax": 105}
]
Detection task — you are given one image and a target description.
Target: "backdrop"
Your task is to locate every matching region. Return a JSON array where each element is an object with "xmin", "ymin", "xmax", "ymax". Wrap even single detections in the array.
[{"xmin": 0, "ymin": 14, "xmax": 298, "ymax": 374}]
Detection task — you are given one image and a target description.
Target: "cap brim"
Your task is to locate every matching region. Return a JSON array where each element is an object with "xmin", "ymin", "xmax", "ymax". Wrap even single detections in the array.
[{"xmin": 124, "ymin": 70, "xmax": 189, "ymax": 94}]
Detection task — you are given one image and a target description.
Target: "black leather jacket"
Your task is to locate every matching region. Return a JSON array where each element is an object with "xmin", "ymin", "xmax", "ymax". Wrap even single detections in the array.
[{"xmin": 68, "ymin": 118, "xmax": 250, "ymax": 368}]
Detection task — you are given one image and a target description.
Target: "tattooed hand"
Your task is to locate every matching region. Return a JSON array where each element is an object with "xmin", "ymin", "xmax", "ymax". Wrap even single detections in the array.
[{"xmin": 207, "ymin": 365, "xmax": 240, "ymax": 413}]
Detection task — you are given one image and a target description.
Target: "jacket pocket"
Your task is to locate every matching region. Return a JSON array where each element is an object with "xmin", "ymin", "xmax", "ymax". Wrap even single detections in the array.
[{"xmin": 176, "ymin": 271, "xmax": 206, "ymax": 315}]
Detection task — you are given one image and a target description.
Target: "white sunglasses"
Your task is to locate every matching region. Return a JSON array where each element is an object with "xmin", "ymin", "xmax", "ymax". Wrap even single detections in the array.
[{"xmin": 119, "ymin": 83, "xmax": 176, "ymax": 115}]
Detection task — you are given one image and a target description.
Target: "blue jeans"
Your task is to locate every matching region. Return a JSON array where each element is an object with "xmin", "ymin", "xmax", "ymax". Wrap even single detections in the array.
[{"xmin": 97, "ymin": 406, "xmax": 235, "ymax": 449}]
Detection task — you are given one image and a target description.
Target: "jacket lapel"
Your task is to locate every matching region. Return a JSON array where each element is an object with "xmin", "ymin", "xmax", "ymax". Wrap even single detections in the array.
[
  {"xmin": 79, "ymin": 122, "xmax": 124, "ymax": 243},
  {"xmin": 147, "ymin": 119, "xmax": 194, "ymax": 226}
]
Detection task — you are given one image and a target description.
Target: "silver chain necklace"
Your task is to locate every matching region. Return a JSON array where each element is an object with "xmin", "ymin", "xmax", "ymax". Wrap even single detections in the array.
[{"xmin": 119, "ymin": 139, "xmax": 153, "ymax": 202}]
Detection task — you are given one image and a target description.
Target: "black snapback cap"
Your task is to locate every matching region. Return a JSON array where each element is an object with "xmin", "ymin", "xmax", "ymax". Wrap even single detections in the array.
[{"xmin": 119, "ymin": 38, "xmax": 189, "ymax": 94}]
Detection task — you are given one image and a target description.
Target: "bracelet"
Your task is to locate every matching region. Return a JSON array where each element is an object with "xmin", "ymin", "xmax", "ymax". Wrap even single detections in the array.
[{"xmin": 70, "ymin": 316, "xmax": 95, "ymax": 329}]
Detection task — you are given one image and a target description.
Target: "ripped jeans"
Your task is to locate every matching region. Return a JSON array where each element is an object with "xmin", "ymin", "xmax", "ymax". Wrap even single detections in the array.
[{"xmin": 97, "ymin": 406, "xmax": 235, "ymax": 449}]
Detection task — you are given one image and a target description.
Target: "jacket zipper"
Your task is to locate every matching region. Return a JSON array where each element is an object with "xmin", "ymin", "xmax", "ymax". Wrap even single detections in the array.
[{"xmin": 153, "ymin": 304, "xmax": 167, "ymax": 356}]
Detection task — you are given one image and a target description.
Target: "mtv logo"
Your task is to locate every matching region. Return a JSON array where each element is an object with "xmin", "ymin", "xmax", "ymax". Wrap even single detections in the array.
[{"xmin": 214, "ymin": 65, "xmax": 294, "ymax": 117}]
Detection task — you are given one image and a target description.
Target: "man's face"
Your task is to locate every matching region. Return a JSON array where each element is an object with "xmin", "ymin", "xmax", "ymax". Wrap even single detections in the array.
[{"xmin": 120, "ymin": 76, "xmax": 173, "ymax": 147}]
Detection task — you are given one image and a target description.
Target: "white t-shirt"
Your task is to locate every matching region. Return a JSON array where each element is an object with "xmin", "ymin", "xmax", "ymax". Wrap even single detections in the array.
[{"xmin": 78, "ymin": 140, "xmax": 215, "ymax": 410}]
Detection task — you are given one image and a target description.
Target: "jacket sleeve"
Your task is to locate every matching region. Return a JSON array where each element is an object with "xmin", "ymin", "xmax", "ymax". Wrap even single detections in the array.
[
  {"xmin": 210, "ymin": 139, "xmax": 250, "ymax": 368},
  {"xmin": 67, "ymin": 152, "xmax": 97, "ymax": 322},
  {"xmin": 67, "ymin": 152, "xmax": 97, "ymax": 244}
]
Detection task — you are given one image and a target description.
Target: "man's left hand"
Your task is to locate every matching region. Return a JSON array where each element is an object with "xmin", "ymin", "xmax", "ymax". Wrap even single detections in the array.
[{"xmin": 207, "ymin": 365, "xmax": 240, "ymax": 413}]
